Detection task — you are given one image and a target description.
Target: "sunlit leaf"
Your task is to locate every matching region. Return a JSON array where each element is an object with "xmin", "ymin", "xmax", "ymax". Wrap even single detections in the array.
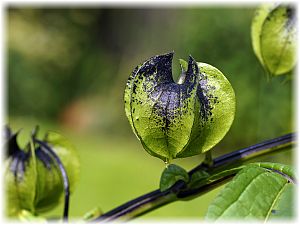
[
  {"xmin": 188, "ymin": 169, "xmax": 210, "ymax": 189},
  {"xmin": 205, "ymin": 163, "xmax": 294, "ymax": 221},
  {"xmin": 252, "ymin": 162, "xmax": 295, "ymax": 179},
  {"xmin": 268, "ymin": 183, "xmax": 294, "ymax": 219}
]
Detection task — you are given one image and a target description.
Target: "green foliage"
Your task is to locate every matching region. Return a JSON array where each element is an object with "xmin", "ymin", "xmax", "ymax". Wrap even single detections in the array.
[
  {"xmin": 251, "ymin": 4, "xmax": 296, "ymax": 76},
  {"xmin": 252, "ymin": 162, "xmax": 294, "ymax": 178},
  {"xmin": 159, "ymin": 164, "xmax": 189, "ymax": 192},
  {"xmin": 124, "ymin": 53, "xmax": 235, "ymax": 161},
  {"xmin": 205, "ymin": 163, "xmax": 294, "ymax": 221},
  {"xmin": 4, "ymin": 130, "xmax": 80, "ymax": 217},
  {"xmin": 188, "ymin": 170, "xmax": 210, "ymax": 189},
  {"xmin": 268, "ymin": 183, "xmax": 294, "ymax": 219}
]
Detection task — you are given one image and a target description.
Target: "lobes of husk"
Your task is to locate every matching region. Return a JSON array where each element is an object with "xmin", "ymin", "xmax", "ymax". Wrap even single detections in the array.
[
  {"xmin": 251, "ymin": 4, "xmax": 296, "ymax": 76},
  {"xmin": 124, "ymin": 53, "xmax": 235, "ymax": 161}
]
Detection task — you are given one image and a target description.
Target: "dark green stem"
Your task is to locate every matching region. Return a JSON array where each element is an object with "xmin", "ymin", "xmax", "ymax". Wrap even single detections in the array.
[
  {"xmin": 94, "ymin": 133, "xmax": 295, "ymax": 222},
  {"xmin": 203, "ymin": 151, "xmax": 213, "ymax": 167}
]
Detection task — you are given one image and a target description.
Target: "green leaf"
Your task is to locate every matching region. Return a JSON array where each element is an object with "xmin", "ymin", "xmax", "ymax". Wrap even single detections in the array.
[
  {"xmin": 188, "ymin": 170, "xmax": 210, "ymax": 189},
  {"xmin": 251, "ymin": 4, "xmax": 296, "ymax": 76},
  {"xmin": 188, "ymin": 166, "xmax": 245, "ymax": 191},
  {"xmin": 251, "ymin": 162, "xmax": 294, "ymax": 179},
  {"xmin": 268, "ymin": 183, "xmax": 294, "ymax": 219},
  {"xmin": 159, "ymin": 164, "xmax": 189, "ymax": 192},
  {"xmin": 205, "ymin": 164, "xmax": 294, "ymax": 221},
  {"xmin": 124, "ymin": 53, "xmax": 235, "ymax": 161}
]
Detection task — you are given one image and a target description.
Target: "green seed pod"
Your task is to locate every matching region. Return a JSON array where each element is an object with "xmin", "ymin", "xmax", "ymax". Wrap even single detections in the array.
[
  {"xmin": 251, "ymin": 4, "xmax": 296, "ymax": 76},
  {"xmin": 4, "ymin": 127, "xmax": 79, "ymax": 217},
  {"xmin": 124, "ymin": 53, "xmax": 235, "ymax": 162}
]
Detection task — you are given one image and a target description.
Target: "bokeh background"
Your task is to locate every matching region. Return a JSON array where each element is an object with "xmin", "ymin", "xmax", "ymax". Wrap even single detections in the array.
[{"xmin": 7, "ymin": 6, "xmax": 294, "ymax": 220}]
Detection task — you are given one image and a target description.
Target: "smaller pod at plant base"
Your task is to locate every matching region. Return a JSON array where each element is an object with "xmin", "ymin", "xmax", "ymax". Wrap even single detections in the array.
[
  {"xmin": 124, "ymin": 52, "xmax": 235, "ymax": 162},
  {"xmin": 4, "ymin": 127, "xmax": 79, "ymax": 218}
]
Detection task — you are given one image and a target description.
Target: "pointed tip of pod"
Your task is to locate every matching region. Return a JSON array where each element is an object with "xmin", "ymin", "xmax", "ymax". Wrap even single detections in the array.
[
  {"xmin": 145, "ymin": 52, "xmax": 174, "ymax": 65},
  {"xmin": 4, "ymin": 125, "xmax": 12, "ymax": 140},
  {"xmin": 184, "ymin": 55, "xmax": 199, "ymax": 84},
  {"xmin": 187, "ymin": 55, "xmax": 198, "ymax": 71},
  {"xmin": 7, "ymin": 130, "xmax": 22, "ymax": 157},
  {"xmin": 136, "ymin": 52, "xmax": 175, "ymax": 82},
  {"xmin": 155, "ymin": 51, "xmax": 174, "ymax": 61},
  {"xmin": 188, "ymin": 54, "xmax": 195, "ymax": 62}
]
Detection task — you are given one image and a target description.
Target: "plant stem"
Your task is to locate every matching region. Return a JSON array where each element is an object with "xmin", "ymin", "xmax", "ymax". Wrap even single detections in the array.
[{"xmin": 94, "ymin": 133, "xmax": 295, "ymax": 222}]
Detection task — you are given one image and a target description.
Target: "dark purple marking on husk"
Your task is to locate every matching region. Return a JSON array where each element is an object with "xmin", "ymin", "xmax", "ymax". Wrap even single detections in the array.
[
  {"xmin": 6, "ymin": 132, "xmax": 30, "ymax": 182},
  {"xmin": 141, "ymin": 54, "xmax": 197, "ymax": 118},
  {"xmin": 36, "ymin": 147, "xmax": 53, "ymax": 170},
  {"xmin": 7, "ymin": 133, "xmax": 21, "ymax": 158},
  {"xmin": 6, "ymin": 130, "xmax": 54, "ymax": 182},
  {"xmin": 285, "ymin": 6, "xmax": 296, "ymax": 29},
  {"xmin": 197, "ymin": 72, "xmax": 219, "ymax": 122},
  {"xmin": 4, "ymin": 125, "xmax": 12, "ymax": 140},
  {"xmin": 9, "ymin": 149, "xmax": 30, "ymax": 182},
  {"xmin": 266, "ymin": 5, "xmax": 296, "ymax": 30},
  {"xmin": 128, "ymin": 52, "xmax": 217, "ymax": 128}
]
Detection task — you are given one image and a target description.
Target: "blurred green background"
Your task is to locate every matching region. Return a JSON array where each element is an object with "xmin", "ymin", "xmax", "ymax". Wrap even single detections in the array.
[{"xmin": 7, "ymin": 6, "xmax": 294, "ymax": 220}]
